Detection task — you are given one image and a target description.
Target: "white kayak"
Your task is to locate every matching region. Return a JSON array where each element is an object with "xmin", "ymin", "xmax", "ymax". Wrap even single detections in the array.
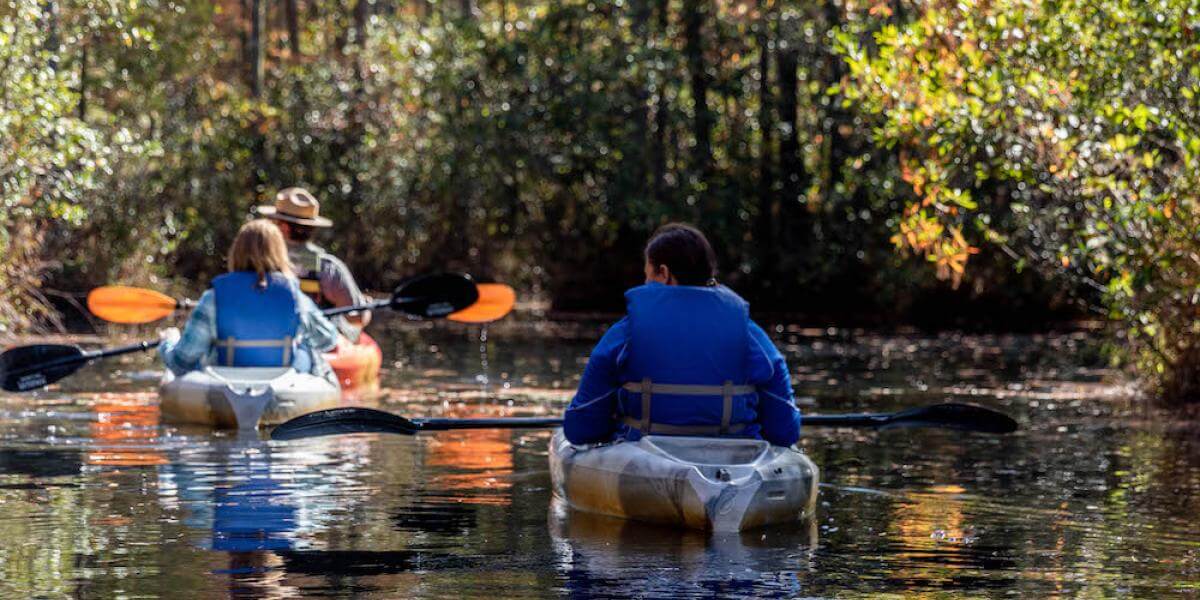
[
  {"xmin": 549, "ymin": 430, "xmax": 819, "ymax": 532},
  {"xmin": 159, "ymin": 367, "xmax": 342, "ymax": 429}
]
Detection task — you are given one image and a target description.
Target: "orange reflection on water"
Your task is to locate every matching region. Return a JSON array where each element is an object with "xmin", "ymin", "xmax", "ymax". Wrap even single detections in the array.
[
  {"xmin": 894, "ymin": 484, "xmax": 970, "ymax": 541},
  {"xmin": 84, "ymin": 392, "xmax": 167, "ymax": 467},
  {"xmin": 424, "ymin": 405, "xmax": 517, "ymax": 506},
  {"xmin": 889, "ymin": 483, "xmax": 975, "ymax": 588}
]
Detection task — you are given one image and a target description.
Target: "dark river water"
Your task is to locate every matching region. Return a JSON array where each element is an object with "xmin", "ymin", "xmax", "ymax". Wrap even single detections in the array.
[{"xmin": 2, "ymin": 316, "xmax": 1198, "ymax": 598}]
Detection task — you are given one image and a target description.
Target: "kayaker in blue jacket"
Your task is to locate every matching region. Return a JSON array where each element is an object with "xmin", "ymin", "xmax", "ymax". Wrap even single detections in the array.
[
  {"xmin": 159, "ymin": 219, "xmax": 339, "ymax": 381},
  {"xmin": 563, "ymin": 223, "xmax": 802, "ymax": 447}
]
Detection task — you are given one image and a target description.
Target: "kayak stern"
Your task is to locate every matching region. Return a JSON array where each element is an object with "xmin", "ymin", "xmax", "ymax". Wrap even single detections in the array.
[{"xmin": 549, "ymin": 431, "xmax": 818, "ymax": 532}]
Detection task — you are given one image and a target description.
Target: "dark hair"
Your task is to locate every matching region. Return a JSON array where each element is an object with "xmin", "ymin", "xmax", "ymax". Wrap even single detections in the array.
[
  {"xmin": 644, "ymin": 223, "xmax": 718, "ymax": 286},
  {"xmin": 286, "ymin": 223, "xmax": 316, "ymax": 242}
]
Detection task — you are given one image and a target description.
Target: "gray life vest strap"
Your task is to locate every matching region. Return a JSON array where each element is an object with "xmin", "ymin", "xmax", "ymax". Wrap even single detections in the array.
[
  {"xmin": 216, "ymin": 336, "xmax": 293, "ymax": 367},
  {"xmin": 620, "ymin": 379, "xmax": 755, "ymax": 436}
]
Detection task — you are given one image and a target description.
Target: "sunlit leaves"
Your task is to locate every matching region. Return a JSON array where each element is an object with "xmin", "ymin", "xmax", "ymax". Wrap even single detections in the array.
[{"xmin": 843, "ymin": 0, "xmax": 1200, "ymax": 400}]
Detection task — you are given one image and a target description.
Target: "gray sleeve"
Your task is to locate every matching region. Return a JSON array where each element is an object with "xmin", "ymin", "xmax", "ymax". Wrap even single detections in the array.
[{"xmin": 318, "ymin": 255, "xmax": 368, "ymax": 308}]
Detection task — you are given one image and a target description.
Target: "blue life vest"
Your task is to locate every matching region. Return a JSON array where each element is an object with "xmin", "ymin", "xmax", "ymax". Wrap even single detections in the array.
[
  {"xmin": 212, "ymin": 272, "xmax": 307, "ymax": 370},
  {"xmin": 617, "ymin": 283, "xmax": 761, "ymax": 440}
]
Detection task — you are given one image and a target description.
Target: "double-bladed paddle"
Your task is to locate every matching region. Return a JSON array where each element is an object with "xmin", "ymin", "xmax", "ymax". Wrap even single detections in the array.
[
  {"xmin": 0, "ymin": 273, "xmax": 481, "ymax": 393},
  {"xmin": 269, "ymin": 402, "xmax": 1018, "ymax": 441},
  {"xmin": 87, "ymin": 282, "xmax": 516, "ymax": 324}
]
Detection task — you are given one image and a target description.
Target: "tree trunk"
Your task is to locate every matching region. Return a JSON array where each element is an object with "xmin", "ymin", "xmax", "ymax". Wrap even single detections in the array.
[
  {"xmin": 650, "ymin": 0, "xmax": 670, "ymax": 203},
  {"xmin": 42, "ymin": 0, "xmax": 60, "ymax": 71},
  {"xmin": 627, "ymin": 0, "xmax": 653, "ymax": 221},
  {"xmin": 338, "ymin": 0, "xmax": 371, "ymax": 268},
  {"xmin": 460, "ymin": 0, "xmax": 475, "ymax": 20},
  {"xmin": 249, "ymin": 0, "xmax": 265, "ymax": 97},
  {"xmin": 682, "ymin": 0, "xmax": 712, "ymax": 178},
  {"xmin": 352, "ymin": 0, "xmax": 369, "ymax": 47},
  {"xmin": 77, "ymin": 40, "xmax": 88, "ymax": 120},
  {"xmin": 754, "ymin": 0, "xmax": 778, "ymax": 285},
  {"xmin": 285, "ymin": 0, "xmax": 301, "ymax": 58},
  {"xmin": 776, "ymin": 11, "xmax": 805, "ymax": 209},
  {"xmin": 822, "ymin": 0, "xmax": 852, "ymax": 206},
  {"xmin": 245, "ymin": 0, "xmax": 268, "ymax": 199},
  {"xmin": 416, "ymin": 0, "xmax": 432, "ymax": 22}
]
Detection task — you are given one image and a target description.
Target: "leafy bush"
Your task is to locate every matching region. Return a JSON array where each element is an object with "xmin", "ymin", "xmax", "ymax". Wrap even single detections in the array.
[{"xmin": 841, "ymin": 0, "xmax": 1200, "ymax": 401}]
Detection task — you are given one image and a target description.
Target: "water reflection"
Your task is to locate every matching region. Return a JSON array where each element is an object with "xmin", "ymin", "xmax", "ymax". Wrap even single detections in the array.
[
  {"xmin": 158, "ymin": 433, "xmax": 385, "ymax": 597},
  {"xmin": 424, "ymin": 406, "xmax": 518, "ymax": 506},
  {"xmin": 87, "ymin": 392, "xmax": 166, "ymax": 467},
  {"xmin": 550, "ymin": 501, "xmax": 818, "ymax": 598},
  {"xmin": 2, "ymin": 322, "xmax": 1200, "ymax": 597}
]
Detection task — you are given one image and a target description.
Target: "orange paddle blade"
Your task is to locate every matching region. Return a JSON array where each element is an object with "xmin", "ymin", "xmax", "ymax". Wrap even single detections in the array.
[
  {"xmin": 87, "ymin": 286, "xmax": 180, "ymax": 324},
  {"xmin": 448, "ymin": 284, "xmax": 517, "ymax": 323}
]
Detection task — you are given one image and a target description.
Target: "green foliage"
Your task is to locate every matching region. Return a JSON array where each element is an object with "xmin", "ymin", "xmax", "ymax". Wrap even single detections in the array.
[
  {"xmin": 842, "ymin": 0, "xmax": 1200, "ymax": 401},
  {"xmin": 0, "ymin": 0, "xmax": 151, "ymax": 330},
  {"xmin": 4, "ymin": 0, "xmax": 1081, "ymax": 339}
]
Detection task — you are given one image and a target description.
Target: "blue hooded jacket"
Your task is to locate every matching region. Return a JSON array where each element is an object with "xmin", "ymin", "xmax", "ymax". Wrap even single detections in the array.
[{"xmin": 563, "ymin": 283, "xmax": 801, "ymax": 447}]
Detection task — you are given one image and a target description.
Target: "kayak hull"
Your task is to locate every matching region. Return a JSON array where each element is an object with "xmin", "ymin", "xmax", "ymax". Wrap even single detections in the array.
[
  {"xmin": 549, "ymin": 430, "xmax": 818, "ymax": 532},
  {"xmin": 323, "ymin": 333, "xmax": 382, "ymax": 395},
  {"xmin": 160, "ymin": 367, "xmax": 341, "ymax": 429}
]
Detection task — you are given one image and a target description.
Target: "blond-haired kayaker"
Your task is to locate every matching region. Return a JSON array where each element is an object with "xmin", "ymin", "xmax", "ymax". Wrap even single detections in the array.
[
  {"xmin": 158, "ymin": 219, "xmax": 339, "ymax": 381},
  {"xmin": 257, "ymin": 187, "xmax": 372, "ymax": 340},
  {"xmin": 563, "ymin": 223, "xmax": 801, "ymax": 446}
]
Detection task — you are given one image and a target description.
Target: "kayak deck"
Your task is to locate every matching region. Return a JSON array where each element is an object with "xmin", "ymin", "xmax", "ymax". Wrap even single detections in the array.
[
  {"xmin": 549, "ymin": 430, "xmax": 819, "ymax": 532},
  {"xmin": 160, "ymin": 366, "xmax": 341, "ymax": 429}
]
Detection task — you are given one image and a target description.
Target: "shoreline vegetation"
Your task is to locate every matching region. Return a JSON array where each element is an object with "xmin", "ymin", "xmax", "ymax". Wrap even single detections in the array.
[{"xmin": 2, "ymin": 0, "xmax": 1195, "ymax": 402}]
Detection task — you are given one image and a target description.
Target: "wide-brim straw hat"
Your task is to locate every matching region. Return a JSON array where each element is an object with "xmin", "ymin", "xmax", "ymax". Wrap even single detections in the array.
[{"xmin": 256, "ymin": 187, "xmax": 333, "ymax": 227}]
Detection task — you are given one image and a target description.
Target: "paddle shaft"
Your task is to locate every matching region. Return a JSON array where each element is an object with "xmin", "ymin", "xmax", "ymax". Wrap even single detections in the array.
[
  {"xmin": 322, "ymin": 299, "xmax": 390, "ymax": 318},
  {"xmin": 414, "ymin": 412, "xmax": 963, "ymax": 431},
  {"xmin": 413, "ymin": 417, "xmax": 563, "ymax": 431},
  {"xmin": 802, "ymin": 413, "xmax": 893, "ymax": 428},
  {"xmin": 4, "ymin": 340, "xmax": 160, "ymax": 380},
  {"xmin": 50, "ymin": 298, "xmax": 403, "ymax": 371}
]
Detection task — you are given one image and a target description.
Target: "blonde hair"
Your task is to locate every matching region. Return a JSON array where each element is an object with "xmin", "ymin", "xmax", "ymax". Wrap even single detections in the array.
[{"xmin": 227, "ymin": 219, "xmax": 294, "ymax": 280}]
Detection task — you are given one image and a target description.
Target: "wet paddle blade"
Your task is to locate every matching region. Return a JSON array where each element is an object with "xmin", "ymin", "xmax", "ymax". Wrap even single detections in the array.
[
  {"xmin": 448, "ymin": 284, "xmax": 517, "ymax": 323},
  {"xmin": 0, "ymin": 344, "xmax": 87, "ymax": 392},
  {"xmin": 881, "ymin": 403, "xmax": 1018, "ymax": 434},
  {"xmin": 270, "ymin": 407, "xmax": 422, "ymax": 440},
  {"xmin": 87, "ymin": 286, "xmax": 179, "ymax": 324},
  {"xmin": 391, "ymin": 273, "xmax": 480, "ymax": 318}
]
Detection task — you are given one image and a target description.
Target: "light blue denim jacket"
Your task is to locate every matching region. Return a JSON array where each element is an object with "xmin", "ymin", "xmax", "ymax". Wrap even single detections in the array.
[{"xmin": 159, "ymin": 280, "xmax": 339, "ymax": 379}]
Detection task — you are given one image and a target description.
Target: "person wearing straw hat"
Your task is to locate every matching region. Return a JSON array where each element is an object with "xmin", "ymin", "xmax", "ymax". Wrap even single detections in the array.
[{"xmin": 257, "ymin": 187, "xmax": 372, "ymax": 339}]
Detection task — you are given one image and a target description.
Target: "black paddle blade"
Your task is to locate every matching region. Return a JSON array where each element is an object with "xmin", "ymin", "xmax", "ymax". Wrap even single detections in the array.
[
  {"xmin": 270, "ymin": 407, "xmax": 422, "ymax": 440},
  {"xmin": 392, "ymin": 273, "xmax": 480, "ymax": 318},
  {"xmin": 0, "ymin": 344, "xmax": 86, "ymax": 392},
  {"xmin": 882, "ymin": 402, "xmax": 1019, "ymax": 434}
]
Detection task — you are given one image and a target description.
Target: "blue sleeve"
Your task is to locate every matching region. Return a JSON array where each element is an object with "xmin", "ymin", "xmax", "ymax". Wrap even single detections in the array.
[
  {"xmin": 746, "ymin": 320, "xmax": 801, "ymax": 446},
  {"xmin": 159, "ymin": 290, "xmax": 217, "ymax": 375},
  {"xmin": 563, "ymin": 318, "xmax": 628, "ymax": 444}
]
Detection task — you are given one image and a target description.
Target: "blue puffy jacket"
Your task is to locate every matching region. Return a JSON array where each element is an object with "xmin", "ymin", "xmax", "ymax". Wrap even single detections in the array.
[{"xmin": 563, "ymin": 283, "xmax": 801, "ymax": 447}]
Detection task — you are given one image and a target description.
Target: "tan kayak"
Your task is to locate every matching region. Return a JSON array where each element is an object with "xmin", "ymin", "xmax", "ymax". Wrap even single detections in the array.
[
  {"xmin": 160, "ymin": 367, "xmax": 341, "ymax": 429},
  {"xmin": 549, "ymin": 430, "xmax": 819, "ymax": 532}
]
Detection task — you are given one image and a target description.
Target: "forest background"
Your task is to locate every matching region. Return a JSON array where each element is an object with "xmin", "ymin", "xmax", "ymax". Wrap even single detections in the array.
[{"xmin": 2, "ymin": 0, "xmax": 1197, "ymax": 401}]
